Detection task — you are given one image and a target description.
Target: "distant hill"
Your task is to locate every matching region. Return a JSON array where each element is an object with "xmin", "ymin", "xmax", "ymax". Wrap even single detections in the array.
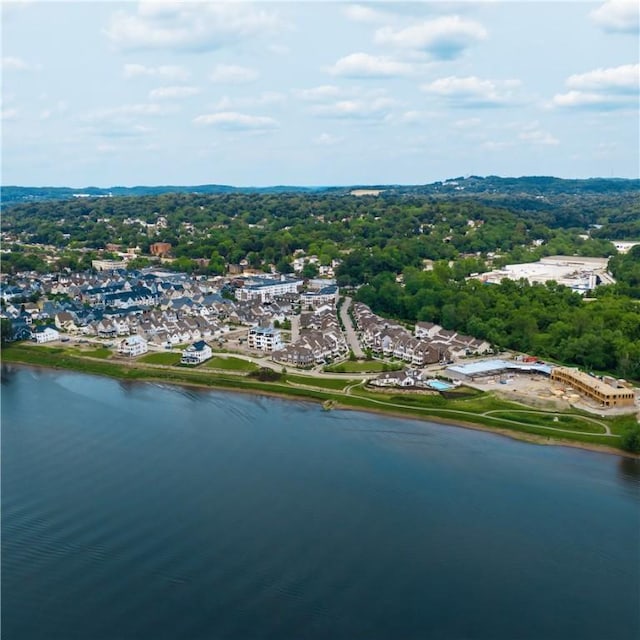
[
  {"xmin": 2, "ymin": 176, "xmax": 638, "ymax": 205},
  {"xmin": 0, "ymin": 184, "xmax": 324, "ymax": 205}
]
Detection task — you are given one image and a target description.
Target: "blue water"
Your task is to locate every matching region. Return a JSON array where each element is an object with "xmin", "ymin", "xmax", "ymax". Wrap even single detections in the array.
[
  {"xmin": 427, "ymin": 379, "xmax": 454, "ymax": 391},
  {"xmin": 2, "ymin": 365, "xmax": 639, "ymax": 640}
]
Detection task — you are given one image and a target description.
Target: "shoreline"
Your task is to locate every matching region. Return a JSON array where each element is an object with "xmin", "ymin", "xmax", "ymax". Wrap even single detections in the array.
[{"xmin": 4, "ymin": 357, "xmax": 637, "ymax": 460}]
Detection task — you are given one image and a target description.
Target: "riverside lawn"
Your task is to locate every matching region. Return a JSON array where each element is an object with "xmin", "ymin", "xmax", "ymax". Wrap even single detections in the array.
[{"xmin": 3, "ymin": 343, "xmax": 637, "ymax": 454}]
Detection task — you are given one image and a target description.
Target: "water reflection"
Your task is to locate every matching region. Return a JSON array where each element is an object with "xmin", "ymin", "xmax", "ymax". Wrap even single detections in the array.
[{"xmin": 618, "ymin": 456, "xmax": 640, "ymax": 492}]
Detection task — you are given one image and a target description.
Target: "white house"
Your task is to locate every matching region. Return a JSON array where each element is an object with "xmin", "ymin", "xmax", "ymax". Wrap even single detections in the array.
[
  {"xmin": 118, "ymin": 335, "xmax": 148, "ymax": 357},
  {"xmin": 32, "ymin": 326, "xmax": 60, "ymax": 343},
  {"xmin": 247, "ymin": 326, "xmax": 283, "ymax": 352},
  {"xmin": 181, "ymin": 340, "xmax": 213, "ymax": 365}
]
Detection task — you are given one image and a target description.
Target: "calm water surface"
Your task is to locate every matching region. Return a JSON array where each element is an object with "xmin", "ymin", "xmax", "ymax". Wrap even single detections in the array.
[{"xmin": 2, "ymin": 365, "xmax": 639, "ymax": 639}]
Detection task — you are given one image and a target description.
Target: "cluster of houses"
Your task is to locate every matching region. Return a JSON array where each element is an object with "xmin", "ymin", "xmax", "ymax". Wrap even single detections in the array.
[
  {"xmin": 3, "ymin": 267, "xmax": 496, "ymax": 384},
  {"xmin": 273, "ymin": 306, "xmax": 349, "ymax": 367},
  {"xmin": 352, "ymin": 302, "xmax": 492, "ymax": 366}
]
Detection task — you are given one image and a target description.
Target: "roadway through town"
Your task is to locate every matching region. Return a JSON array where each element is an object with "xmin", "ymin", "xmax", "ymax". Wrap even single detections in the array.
[{"xmin": 339, "ymin": 296, "xmax": 365, "ymax": 359}]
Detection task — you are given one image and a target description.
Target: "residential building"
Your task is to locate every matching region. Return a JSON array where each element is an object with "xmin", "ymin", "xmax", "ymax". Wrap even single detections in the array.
[
  {"xmin": 118, "ymin": 335, "xmax": 148, "ymax": 357},
  {"xmin": 181, "ymin": 340, "xmax": 213, "ymax": 365},
  {"xmin": 248, "ymin": 326, "xmax": 283, "ymax": 352},
  {"xmin": 551, "ymin": 367, "xmax": 635, "ymax": 408},
  {"xmin": 32, "ymin": 325, "xmax": 60, "ymax": 343}
]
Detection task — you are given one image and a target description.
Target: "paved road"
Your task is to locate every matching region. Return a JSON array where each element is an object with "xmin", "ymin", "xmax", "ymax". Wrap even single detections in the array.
[
  {"xmin": 290, "ymin": 314, "xmax": 300, "ymax": 343},
  {"xmin": 339, "ymin": 296, "xmax": 365, "ymax": 358}
]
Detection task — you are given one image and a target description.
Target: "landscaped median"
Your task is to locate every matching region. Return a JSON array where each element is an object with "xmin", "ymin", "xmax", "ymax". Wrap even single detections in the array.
[{"xmin": 2, "ymin": 342, "xmax": 637, "ymax": 454}]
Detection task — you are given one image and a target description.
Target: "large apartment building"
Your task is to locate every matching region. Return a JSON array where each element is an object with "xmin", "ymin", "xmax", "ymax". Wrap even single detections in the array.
[{"xmin": 551, "ymin": 367, "xmax": 635, "ymax": 408}]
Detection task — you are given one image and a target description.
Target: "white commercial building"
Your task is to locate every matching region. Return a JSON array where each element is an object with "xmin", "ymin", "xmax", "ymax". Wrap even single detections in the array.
[{"xmin": 476, "ymin": 256, "xmax": 612, "ymax": 294}]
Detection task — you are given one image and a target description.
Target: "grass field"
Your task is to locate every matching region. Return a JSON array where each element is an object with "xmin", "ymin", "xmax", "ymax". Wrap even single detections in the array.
[
  {"xmin": 285, "ymin": 374, "xmax": 357, "ymax": 391},
  {"xmin": 139, "ymin": 352, "xmax": 182, "ymax": 365},
  {"xmin": 486, "ymin": 410, "xmax": 607, "ymax": 434},
  {"xmin": 325, "ymin": 360, "xmax": 402, "ymax": 373},
  {"xmin": 205, "ymin": 356, "xmax": 258, "ymax": 372}
]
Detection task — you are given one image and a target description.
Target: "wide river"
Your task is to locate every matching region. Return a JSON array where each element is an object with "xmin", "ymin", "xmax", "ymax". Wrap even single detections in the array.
[{"xmin": 2, "ymin": 365, "xmax": 639, "ymax": 639}]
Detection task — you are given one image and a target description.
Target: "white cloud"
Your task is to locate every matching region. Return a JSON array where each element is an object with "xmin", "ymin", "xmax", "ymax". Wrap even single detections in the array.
[
  {"xmin": 2, "ymin": 56, "xmax": 39, "ymax": 71},
  {"xmin": 326, "ymin": 52, "xmax": 414, "ymax": 78},
  {"xmin": 481, "ymin": 140, "xmax": 513, "ymax": 152},
  {"xmin": 422, "ymin": 76, "xmax": 519, "ymax": 107},
  {"xmin": 212, "ymin": 92, "xmax": 285, "ymax": 111},
  {"xmin": 310, "ymin": 97, "xmax": 397, "ymax": 121},
  {"xmin": 1, "ymin": 107, "xmax": 19, "ymax": 121},
  {"xmin": 148, "ymin": 86, "xmax": 201, "ymax": 100},
  {"xmin": 518, "ymin": 123, "xmax": 559, "ymax": 146},
  {"xmin": 193, "ymin": 111, "xmax": 279, "ymax": 131},
  {"xmin": 314, "ymin": 132, "xmax": 343, "ymax": 146},
  {"xmin": 343, "ymin": 4, "xmax": 388, "ymax": 24},
  {"xmin": 209, "ymin": 64, "xmax": 259, "ymax": 84},
  {"xmin": 398, "ymin": 110, "xmax": 438, "ymax": 124},
  {"xmin": 87, "ymin": 103, "xmax": 173, "ymax": 120},
  {"xmin": 551, "ymin": 90, "xmax": 630, "ymax": 110},
  {"xmin": 107, "ymin": 3, "xmax": 285, "ymax": 52},
  {"xmin": 294, "ymin": 85, "xmax": 344, "ymax": 102},
  {"xmin": 454, "ymin": 117, "xmax": 482, "ymax": 128},
  {"xmin": 83, "ymin": 103, "xmax": 171, "ymax": 138},
  {"xmin": 123, "ymin": 63, "xmax": 190, "ymax": 81},
  {"xmin": 590, "ymin": 1, "xmax": 639, "ymax": 33},
  {"xmin": 552, "ymin": 63, "xmax": 639, "ymax": 110},
  {"xmin": 97, "ymin": 143, "xmax": 118, "ymax": 154},
  {"xmin": 566, "ymin": 63, "xmax": 639, "ymax": 93},
  {"xmin": 374, "ymin": 16, "xmax": 487, "ymax": 60}
]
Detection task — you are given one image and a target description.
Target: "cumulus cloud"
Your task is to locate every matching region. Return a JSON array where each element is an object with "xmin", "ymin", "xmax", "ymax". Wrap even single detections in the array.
[
  {"xmin": 106, "ymin": 2, "xmax": 285, "ymax": 52},
  {"xmin": 422, "ymin": 76, "xmax": 519, "ymax": 107},
  {"xmin": 590, "ymin": 0, "xmax": 639, "ymax": 33},
  {"xmin": 374, "ymin": 16, "xmax": 487, "ymax": 60},
  {"xmin": 87, "ymin": 103, "xmax": 173, "ymax": 120},
  {"xmin": 518, "ymin": 123, "xmax": 559, "ymax": 146},
  {"xmin": 212, "ymin": 92, "xmax": 285, "ymax": 111},
  {"xmin": 310, "ymin": 97, "xmax": 397, "ymax": 121},
  {"xmin": 148, "ymin": 86, "xmax": 200, "ymax": 100},
  {"xmin": 314, "ymin": 132, "xmax": 343, "ymax": 146},
  {"xmin": 193, "ymin": 111, "xmax": 279, "ymax": 130},
  {"xmin": 123, "ymin": 63, "xmax": 190, "ymax": 80},
  {"xmin": 552, "ymin": 63, "xmax": 639, "ymax": 110},
  {"xmin": 82, "ymin": 102, "xmax": 172, "ymax": 138},
  {"xmin": 326, "ymin": 52, "xmax": 414, "ymax": 78},
  {"xmin": 294, "ymin": 85, "xmax": 344, "ymax": 102},
  {"xmin": 1, "ymin": 107, "xmax": 19, "ymax": 121},
  {"xmin": 566, "ymin": 63, "xmax": 639, "ymax": 93},
  {"xmin": 2, "ymin": 56, "xmax": 40, "ymax": 71},
  {"xmin": 343, "ymin": 4, "xmax": 388, "ymax": 23},
  {"xmin": 209, "ymin": 64, "xmax": 259, "ymax": 84}
]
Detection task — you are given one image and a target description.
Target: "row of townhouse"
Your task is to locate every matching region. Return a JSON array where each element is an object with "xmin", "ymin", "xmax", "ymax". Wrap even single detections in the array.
[
  {"xmin": 273, "ymin": 306, "xmax": 349, "ymax": 367},
  {"xmin": 352, "ymin": 303, "xmax": 491, "ymax": 366},
  {"xmin": 299, "ymin": 285, "xmax": 339, "ymax": 309}
]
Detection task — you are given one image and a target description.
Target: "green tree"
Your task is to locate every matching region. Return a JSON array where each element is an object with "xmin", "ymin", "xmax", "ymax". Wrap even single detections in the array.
[{"xmin": 620, "ymin": 422, "xmax": 640, "ymax": 453}]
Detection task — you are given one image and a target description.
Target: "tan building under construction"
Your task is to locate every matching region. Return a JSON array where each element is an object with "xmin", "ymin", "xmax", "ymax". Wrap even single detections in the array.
[{"xmin": 551, "ymin": 367, "xmax": 635, "ymax": 408}]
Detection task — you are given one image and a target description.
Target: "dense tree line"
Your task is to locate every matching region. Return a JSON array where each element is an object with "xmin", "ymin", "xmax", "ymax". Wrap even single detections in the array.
[{"xmin": 355, "ymin": 265, "xmax": 640, "ymax": 380}]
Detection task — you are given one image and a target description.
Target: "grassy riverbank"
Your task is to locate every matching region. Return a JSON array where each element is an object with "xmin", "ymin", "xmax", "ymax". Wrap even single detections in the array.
[{"xmin": 2, "ymin": 342, "xmax": 637, "ymax": 454}]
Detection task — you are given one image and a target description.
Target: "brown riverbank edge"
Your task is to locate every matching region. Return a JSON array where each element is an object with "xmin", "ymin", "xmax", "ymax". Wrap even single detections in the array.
[{"xmin": 4, "ymin": 360, "xmax": 638, "ymax": 460}]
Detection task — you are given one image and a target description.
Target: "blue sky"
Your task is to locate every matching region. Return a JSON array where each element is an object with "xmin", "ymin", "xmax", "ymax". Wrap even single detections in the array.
[{"xmin": 2, "ymin": 1, "xmax": 638, "ymax": 187}]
